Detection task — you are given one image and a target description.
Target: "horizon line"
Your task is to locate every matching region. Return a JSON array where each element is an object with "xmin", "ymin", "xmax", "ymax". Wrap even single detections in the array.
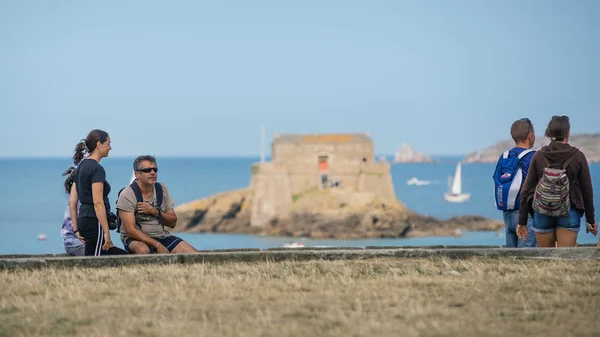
[{"xmin": 0, "ymin": 153, "xmax": 469, "ymax": 159}]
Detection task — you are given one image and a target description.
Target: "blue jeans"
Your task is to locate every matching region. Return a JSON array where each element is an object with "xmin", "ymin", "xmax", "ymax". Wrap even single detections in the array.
[
  {"xmin": 533, "ymin": 207, "xmax": 583, "ymax": 233},
  {"xmin": 503, "ymin": 210, "xmax": 536, "ymax": 248}
]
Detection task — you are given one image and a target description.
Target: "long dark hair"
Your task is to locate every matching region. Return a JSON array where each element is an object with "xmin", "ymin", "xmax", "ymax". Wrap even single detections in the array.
[
  {"xmin": 545, "ymin": 115, "xmax": 570, "ymax": 142},
  {"xmin": 73, "ymin": 129, "xmax": 109, "ymax": 165},
  {"xmin": 62, "ymin": 167, "xmax": 77, "ymax": 194}
]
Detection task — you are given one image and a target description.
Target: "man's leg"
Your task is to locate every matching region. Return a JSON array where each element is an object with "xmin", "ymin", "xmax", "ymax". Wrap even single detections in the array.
[
  {"xmin": 503, "ymin": 211, "xmax": 518, "ymax": 248},
  {"xmin": 171, "ymin": 241, "xmax": 200, "ymax": 254},
  {"xmin": 125, "ymin": 239, "xmax": 152, "ymax": 254},
  {"xmin": 159, "ymin": 235, "xmax": 199, "ymax": 253}
]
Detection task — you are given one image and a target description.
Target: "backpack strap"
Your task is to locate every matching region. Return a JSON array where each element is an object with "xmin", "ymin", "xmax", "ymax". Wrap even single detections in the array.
[
  {"xmin": 130, "ymin": 181, "xmax": 164, "ymax": 227},
  {"xmin": 115, "ymin": 187, "xmax": 127, "ymax": 233},
  {"xmin": 130, "ymin": 181, "xmax": 144, "ymax": 202},
  {"xmin": 562, "ymin": 151, "xmax": 578, "ymax": 170},
  {"xmin": 129, "ymin": 181, "xmax": 144, "ymax": 230},
  {"xmin": 155, "ymin": 183, "xmax": 163, "ymax": 225},
  {"xmin": 517, "ymin": 149, "xmax": 534, "ymax": 159},
  {"xmin": 502, "ymin": 150, "xmax": 509, "ymax": 159}
]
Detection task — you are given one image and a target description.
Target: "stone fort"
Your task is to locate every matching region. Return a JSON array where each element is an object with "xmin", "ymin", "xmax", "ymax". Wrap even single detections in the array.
[{"xmin": 249, "ymin": 133, "xmax": 396, "ymax": 227}]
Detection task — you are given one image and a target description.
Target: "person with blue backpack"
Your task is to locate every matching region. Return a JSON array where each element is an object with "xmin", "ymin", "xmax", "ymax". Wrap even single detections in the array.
[
  {"xmin": 116, "ymin": 155, "xmax": 199, "ymax": 254},
  {"xmin": 493, "ymin": 118, "xmax": 537, "ymax": 247},
  {"xmin": 517, "ymin": 116, "xmax": 597, "ymax": 247}
]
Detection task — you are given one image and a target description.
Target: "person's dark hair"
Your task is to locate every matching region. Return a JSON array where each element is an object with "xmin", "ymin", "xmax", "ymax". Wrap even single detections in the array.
[
  {"xmin": 511, "ymin": 118, "xmax": 533, "ymax": 142},
  {"xmin": 73, "ymin": 129, "xmax": 109, "ymax": 165},
  {"xmin": 62, "ymin": 166, "xmax": 77, "ymax": 194},
  {"xmin": 545, "ymin": 115, "xmax": 570, "ymax": 142},
  {"xmin": 133, "ymin": 155, "xmax": 157, "ymax": 171}
]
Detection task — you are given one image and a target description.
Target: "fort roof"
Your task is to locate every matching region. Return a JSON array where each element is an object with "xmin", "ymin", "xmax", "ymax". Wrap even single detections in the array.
[{"xmin": 273, "ymin": 133, "xmax": 372, "ymax": 144}]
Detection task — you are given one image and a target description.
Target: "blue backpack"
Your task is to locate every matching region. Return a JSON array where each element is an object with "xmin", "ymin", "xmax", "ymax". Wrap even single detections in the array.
[
  {"xmin": 115, "ymin": 180, "xmax": 163, "ymax": 233},
  {"xmin": 493, "ymin": 149, "xmax": 534, "ymax": 211}
]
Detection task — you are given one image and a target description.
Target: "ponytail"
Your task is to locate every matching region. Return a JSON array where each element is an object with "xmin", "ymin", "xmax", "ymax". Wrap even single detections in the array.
[
  {"xmin": 62, "ymin": 166, "xmax": 77, "ymax": 194},
  {"xmin": 72, "ymin": 140, "xmax": 89, "ymax": 166}
]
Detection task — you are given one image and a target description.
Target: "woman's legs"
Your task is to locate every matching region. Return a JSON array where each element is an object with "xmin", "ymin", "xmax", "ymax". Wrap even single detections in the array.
[
  {"xmin": 555, "ymin": 207, "xmax": 583, "ymax": 247},
  {"xmin": 533, "ymin": 207, "xmax": 582, "ymax": 248},
  {"xmin": 555, "ymin": 228, "xmax": 578, "ymax": 247},
  {"xmin": 79, "ymin": 217, "xmax": 127, "ymax": 256},
  {"xmin": 535, "ymin": 232, "xmax": 556, "ymax": 247},
  {"xmin": 80, "ymin": 217, "xmax": 102, "ymax": 256},
  {"xmin": 533, "ymin": 212, "xmax": 556, "ymax": 247}
]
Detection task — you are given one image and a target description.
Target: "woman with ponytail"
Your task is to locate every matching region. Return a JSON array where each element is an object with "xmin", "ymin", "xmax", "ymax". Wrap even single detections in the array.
[{"xmin": 69, "ymin": 129, "xmax": 127, "ymax": 256}]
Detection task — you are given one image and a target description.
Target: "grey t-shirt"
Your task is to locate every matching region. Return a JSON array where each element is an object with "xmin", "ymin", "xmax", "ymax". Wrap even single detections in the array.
[{"xmin": 116, "ymin": 182, "xmax": 175, "ymax": 240}]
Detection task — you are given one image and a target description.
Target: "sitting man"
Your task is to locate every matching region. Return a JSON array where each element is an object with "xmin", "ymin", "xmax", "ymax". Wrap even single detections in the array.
[{"xmin": 117, "ymin": 155, "xmax": 199, "ymax": 254}]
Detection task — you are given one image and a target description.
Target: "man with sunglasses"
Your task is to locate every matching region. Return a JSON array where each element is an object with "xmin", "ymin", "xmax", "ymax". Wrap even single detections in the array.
[
  {"xmin": 116, "ymin": 155, "xmax": 199, "ymax": 254},
  {"xmin": 493, "ymin": 118, "xmax": 537, "ymax": 248}
]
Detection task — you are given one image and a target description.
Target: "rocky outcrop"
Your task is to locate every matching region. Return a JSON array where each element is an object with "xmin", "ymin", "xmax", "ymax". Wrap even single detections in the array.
[
  {"xmin": 173, "ymin": 188, "xmax": 503, "ymax": 239},
  {"xmin": 464, "ymin": 133, "xmax": 600, "ymax": 163},
  {"xmin": 393, "ymin": 143, "xmax": 434, "ymax": 163}
]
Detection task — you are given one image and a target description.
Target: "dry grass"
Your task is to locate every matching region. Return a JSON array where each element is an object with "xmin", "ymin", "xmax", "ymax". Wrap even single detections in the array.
[{"xmin": 1, "ymin": 258, "xmax": 599, "ymax": 337}]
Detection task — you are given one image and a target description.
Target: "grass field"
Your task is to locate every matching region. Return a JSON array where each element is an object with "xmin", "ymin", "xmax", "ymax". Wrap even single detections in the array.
[{"xmin": 1, "ymin": 257, "xmax": 599, "ymax": 336}]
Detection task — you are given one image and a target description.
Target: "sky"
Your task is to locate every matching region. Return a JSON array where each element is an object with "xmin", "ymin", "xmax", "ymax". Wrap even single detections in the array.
[{"xmin": 1, "ymin": 0, "xmax": 599, "ymax": 157}]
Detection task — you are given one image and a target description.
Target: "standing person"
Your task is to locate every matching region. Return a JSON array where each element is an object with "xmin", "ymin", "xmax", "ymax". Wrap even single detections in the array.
[
  {"xmin": 117, "ymin": 155, "xmax": 199, "ymax": 254},
  {"xmin": 517, "ymin": 116, "xmax": 597, "ymax": 247},
  {"xmin": 61, "ymin": 167, "xmax": 85, "ymax": 256},
  {"xmin": 493, "ymin": 118, "xmax": 537, "ymax": 247},
  {"xmin": 69, "ymin": 129, "xmax": 127, "ymax": 256}
]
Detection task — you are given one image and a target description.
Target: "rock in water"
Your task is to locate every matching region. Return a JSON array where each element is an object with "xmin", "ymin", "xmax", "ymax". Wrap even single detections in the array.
[
  {"xmin": 173, "ymin": 189, "xmax": 503, "ymax": 239},
  {"xmin": 393, "ymin": 143, "xmax": 434, "ymax": 163}
]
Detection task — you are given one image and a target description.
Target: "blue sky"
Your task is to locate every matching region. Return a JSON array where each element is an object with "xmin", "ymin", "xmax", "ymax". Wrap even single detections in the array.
[{"xmin": 1, "ymin": 0, "xmax": 599, "ymax": 157}]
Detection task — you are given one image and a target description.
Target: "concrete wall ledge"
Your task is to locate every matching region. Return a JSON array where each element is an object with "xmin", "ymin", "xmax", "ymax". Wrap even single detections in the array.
[{"xmin": 1, "ymin": 247, "xmax": 599, "ymax": 271}]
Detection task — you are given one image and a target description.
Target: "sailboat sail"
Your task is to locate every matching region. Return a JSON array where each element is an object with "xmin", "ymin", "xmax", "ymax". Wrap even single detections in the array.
[
  {"xmin": 450, "ymin": 162, "xmax": 462, "ymax": 195},
  {"xmin": 445, "ymin": 161, "xmax": 470, "ymax": 203}
]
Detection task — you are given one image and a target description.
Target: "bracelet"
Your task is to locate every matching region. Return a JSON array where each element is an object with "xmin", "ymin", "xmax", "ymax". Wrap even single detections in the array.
[
  {"xmin": 74, "ymin": 229, "xmax": 80, "ymax": 234},
  {"xmin": 155, "ymin": 241, "xmax": 161, "ymax": 249}
]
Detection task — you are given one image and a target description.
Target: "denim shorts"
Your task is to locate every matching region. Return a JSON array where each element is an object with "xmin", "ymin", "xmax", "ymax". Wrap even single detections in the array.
[{"xmin": 533, "ymin": 207, "xmax": 584, "ymax": 233}]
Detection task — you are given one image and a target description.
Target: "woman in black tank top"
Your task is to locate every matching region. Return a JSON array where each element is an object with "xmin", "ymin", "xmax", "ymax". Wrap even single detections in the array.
[{"xmin": 68, "ymin": 129, "xmax": 127, "ymax": 256}]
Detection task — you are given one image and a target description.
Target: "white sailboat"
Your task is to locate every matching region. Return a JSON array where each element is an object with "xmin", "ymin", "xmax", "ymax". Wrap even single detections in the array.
[{"xmin": 444, "ymin": 162, "xmax": 470, "ymax": 203}]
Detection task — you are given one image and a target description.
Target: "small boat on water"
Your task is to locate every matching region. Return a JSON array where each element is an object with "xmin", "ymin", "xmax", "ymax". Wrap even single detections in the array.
[
  {"xmin": 37, "ymin": 234, "xmax": 47, "ymax": 241},
  {"xmin": 444, "ymin": 162, "xmax": 471, "ymax": 203},
  {"xmin": 283, "ymin": 241, "xmax": 305, "ymax": 248},
  {"xmin": 406, "ymin": 177, "xmax": 432, "ymax": 186}
]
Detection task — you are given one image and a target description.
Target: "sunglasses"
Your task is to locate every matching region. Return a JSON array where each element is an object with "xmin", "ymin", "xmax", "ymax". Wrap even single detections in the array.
[{"xmin": 137, "ymin": 167, "xmax": 158, "ymax": 173}]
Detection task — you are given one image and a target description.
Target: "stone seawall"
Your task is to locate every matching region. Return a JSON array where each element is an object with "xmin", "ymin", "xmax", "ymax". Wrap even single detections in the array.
[{"xmin": 2, "ymin": 246, "xmax": 598, "ymax": 271}]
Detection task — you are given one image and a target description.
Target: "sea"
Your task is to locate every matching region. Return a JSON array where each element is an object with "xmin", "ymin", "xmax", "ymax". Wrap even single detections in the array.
[{"xmin": 1, "ymin": 156, "xmax": 598, "ymax": 255}]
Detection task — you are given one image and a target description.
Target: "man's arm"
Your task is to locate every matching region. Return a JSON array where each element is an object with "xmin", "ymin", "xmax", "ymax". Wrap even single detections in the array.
[
  {"xmin": 118, "ymin": 209, "xmax": 162, "ymax": 249},
  {"xmin": 136, "ymin": 202, "xmax": 177, "ymax": 228},
  {"xmin": 160, "ymin": 209, "xmax": 177, "ymax": 228},
  {"xmin": 160, "ymin": 183, "xmax": 177, "ymax": 228}
]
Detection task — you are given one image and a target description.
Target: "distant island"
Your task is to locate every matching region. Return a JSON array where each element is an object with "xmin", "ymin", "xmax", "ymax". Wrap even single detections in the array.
[
  {"xmin": 463, "ymin": 133, "xmax": 600, "ymax": 163},
  {"xmin": 393, "ymin": 143, "xmax": 434, "ymax": 163},
  {"xmin": 173, "ymin": 188, "xmax": 502, "ymax": 239}
]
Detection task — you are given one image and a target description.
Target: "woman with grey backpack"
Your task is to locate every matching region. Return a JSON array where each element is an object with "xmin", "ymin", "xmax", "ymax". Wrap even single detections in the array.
[{"xmin": 517, "ymin": 115, "xmax": 597, "ymax": 247}]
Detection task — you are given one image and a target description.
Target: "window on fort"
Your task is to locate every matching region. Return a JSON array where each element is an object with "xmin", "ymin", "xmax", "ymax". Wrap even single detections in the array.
[{"xmin": 318, "ymin": 156, "xmax": 328, "ymax": 172}]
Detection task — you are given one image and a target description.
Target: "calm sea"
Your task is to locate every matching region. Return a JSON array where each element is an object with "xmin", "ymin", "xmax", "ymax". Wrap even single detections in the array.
[{"xmin": 1, "ymin": 157, "xmax": 598, "ymax": 254}]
